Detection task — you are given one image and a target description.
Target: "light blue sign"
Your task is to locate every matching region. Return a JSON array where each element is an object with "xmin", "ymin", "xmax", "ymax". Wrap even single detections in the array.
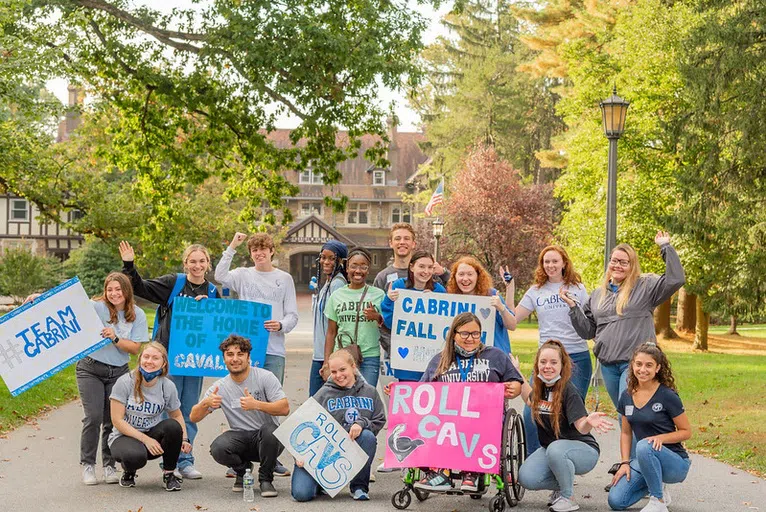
[{"xmin": 167, "ymin": 297, "xmax": 271, "ymax": 377}]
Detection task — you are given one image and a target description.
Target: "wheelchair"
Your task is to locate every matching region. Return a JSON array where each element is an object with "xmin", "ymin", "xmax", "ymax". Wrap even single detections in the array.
[{"xmin": 391, "ymin": 406, "xmax": 526, "ymax": 512}]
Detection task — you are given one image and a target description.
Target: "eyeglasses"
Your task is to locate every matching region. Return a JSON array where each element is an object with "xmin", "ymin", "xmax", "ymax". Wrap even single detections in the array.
[
  {"xmin": 609, "ymin": 258, "xmax": 630, "ymax": 268},
  {"xmin": 455, "ymin": 330, "xmax": 482, "ymax": 340},
  {"xmin": 319, "ymin": 255, "xmax": 337, "ymax": 262},
  {"xmin": 348, "ymin": 264, "xmax": 369, "ymax": 271}
]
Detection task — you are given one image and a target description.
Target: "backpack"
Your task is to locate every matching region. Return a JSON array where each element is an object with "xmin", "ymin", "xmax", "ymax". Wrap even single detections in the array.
[{"xmin": 151, "ymin": 273, "xmax": 218, "ymax": 339}]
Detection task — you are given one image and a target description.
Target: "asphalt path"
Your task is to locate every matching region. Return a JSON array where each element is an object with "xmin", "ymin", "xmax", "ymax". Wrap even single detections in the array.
[{"xmin": 1, "ymin": 315, "xmax": 764, "ymax": 512}]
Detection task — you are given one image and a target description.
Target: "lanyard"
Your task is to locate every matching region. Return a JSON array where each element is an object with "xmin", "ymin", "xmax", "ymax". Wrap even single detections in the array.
[{"xmin": 458, "ymin": 355, "xmax": 475, "ymax": 382}]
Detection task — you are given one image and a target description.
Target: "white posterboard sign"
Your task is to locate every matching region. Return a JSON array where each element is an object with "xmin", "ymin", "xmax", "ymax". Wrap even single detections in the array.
[
  {"xmin": 390, "ymin": 290, "xmax": 496, "ymax": 372},
  {"xmin": 274, "ymin": 397, "xmax": 369, "ymax": 497},
  {"xmin": 0, "ymin": 278, "xmax": 109, "ymax": 396}
]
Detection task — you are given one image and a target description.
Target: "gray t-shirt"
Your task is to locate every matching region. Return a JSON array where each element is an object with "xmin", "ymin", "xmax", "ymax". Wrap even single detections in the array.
[
  {"xmin": 89, "ymin": 300, "xmax": 149, "ymax": 366},
  {"xmin": 519, "ymin": 282, "xmax": 589, "ymax": 354},
  {"xmin": 108, "ymin": 374, "xmax": 180, "ymax": 446},
  {"xmin": 204, "ymin": 367, "xmax": 287, "ymax": 431}
]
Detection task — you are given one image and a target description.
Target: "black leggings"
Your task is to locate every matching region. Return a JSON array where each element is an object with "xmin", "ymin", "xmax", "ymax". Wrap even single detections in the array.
[{"xmin": 110, "ymin": 419, "xmax": 183, "ymax": 472}]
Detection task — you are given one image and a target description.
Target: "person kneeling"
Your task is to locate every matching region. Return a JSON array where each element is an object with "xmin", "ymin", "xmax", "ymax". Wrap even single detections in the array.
[
  {"xmin": 515, "ymin": 339, "xmax": 614, "ymax": 512},
  {"xmin": 190, "ymin": 335, "xmax": 290, "ymax": 498},
  {"xmin": 109, "ymin": 342, "xmax": 190, "ymax": 491},
  {"xmin": 292, "ymin": 349, "xmax": 386, "ymax": 502}
]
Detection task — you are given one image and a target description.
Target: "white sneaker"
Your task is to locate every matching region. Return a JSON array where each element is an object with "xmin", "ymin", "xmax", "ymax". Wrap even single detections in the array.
[
  {"xmin": 548, "ymin": 490, "xmax": 561, "ymax": 506},
  {"xmin": 377, "ymin": 462, "xmax": 396, "ymax": 473},
  {"xmin": 82, "ymin": 464, "xmax": 98, "ymax": 485},
  {"xmin": 177, "ymin": 465, "xmax": 203, "ymax": 480},
  {"xmin": 550, "ymin": 495, "xmax": 580, "ymax": 512},
  {"xmin": 640, "ymin": 496, "xmax": 669, "ymax": 512},
  {"xmin": 103, "ymin": 465, "xmax": 119, "ymax": 484}
]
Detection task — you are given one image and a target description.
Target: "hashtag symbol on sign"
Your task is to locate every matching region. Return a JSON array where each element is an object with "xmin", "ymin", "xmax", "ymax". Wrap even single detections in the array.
[{"xmin": 0, "ymin": 340, "xmax": 25, "ymax": 370}]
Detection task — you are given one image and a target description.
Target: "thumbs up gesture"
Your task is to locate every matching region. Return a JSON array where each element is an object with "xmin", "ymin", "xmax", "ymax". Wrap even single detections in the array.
[
  {"xmin": 207, "ymin": 386, "xmax": 222, "ymax": 410},
  {"xmin": 240, "ymin": 387, "xmax": 259, "ymax": 411}
]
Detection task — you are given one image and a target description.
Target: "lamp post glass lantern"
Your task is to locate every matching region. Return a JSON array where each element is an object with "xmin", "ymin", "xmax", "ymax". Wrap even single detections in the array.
[
  {"xmin": 599, "ymin": 86, "xmax": 629, "ymax": 270},
  {"xmin": 432, "ymin": 218, "xmax": 444, "ymax": 261}
]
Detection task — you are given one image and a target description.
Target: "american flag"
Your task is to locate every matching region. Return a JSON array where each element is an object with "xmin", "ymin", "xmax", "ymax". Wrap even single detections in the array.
[{"xmin": 424, "ymin": 178, "xmax": 444, "ymax": 216}]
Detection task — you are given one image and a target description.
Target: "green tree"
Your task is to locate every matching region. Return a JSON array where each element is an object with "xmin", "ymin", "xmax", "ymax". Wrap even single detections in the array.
[
  {"xmin": 62, "ymin": 238, "xmax": 122, "ymax": 296},
  {"xmin": 0, "ymin": 247, "xmax": 62, "ymax": 303}
]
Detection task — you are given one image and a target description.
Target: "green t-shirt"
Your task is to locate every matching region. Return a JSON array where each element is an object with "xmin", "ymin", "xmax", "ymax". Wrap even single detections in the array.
[{"xmin": 324, "ymin": 285, "xmax": 385, "ymax": 358}]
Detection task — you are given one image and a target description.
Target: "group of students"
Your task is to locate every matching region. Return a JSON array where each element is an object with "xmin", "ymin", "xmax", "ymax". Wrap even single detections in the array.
[{"xmin": 35, "ymin": 221, "xmax": 692, "ymax": 511}]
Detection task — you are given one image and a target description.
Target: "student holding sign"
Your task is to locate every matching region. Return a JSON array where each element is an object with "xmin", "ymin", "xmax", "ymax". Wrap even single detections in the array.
[
  {"xmin": 292, "ymin": 348, "xmax": 386, "ymax": 501},
  {"xmin": 513, "ymin": 245, "xmax": 591, "ymax": 455},
  {"xmin": 416, "ymin": 312, "xmax": 523, "ymax": 493},
  {"xmin": 515, "ymin": 340, "xmax": 614, "ymax": 512},
  {"xmin": 109, "ymin": 343, "xmax": 191, "ymax": 492},
  {"xmin": 322, "ymin": 247, "xmax": 385, "ymax": 387},
  {"xmin": 190, "ymin": 335, "xmax": 290, "ymax": 498},
  {"xmin": 120, "ymin": 241, "xmax": 220, "ymax": 480},
  {"xmin": 381, "ymin": 250, "xmax": 446, "ymax": 382},
  {"xmin": 446, "ymin": 256, "xmax": 516, "ymax": 354},
  {"xmin": 309, "ymin": 240, "xmax": 348, "ymax": 396}
]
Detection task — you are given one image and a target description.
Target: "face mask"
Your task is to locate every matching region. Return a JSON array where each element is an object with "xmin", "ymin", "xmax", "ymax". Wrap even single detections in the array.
[
  {"xmin": 537, "ymin": 373, "xmax": 562, "ymax": 386},
  {"xmin": 455, "ymin": 343, "xmax": 480, "ymax": 358},
  {"xmin": 139, "ymin": 367, "xmax": 163, "ymax": 382}
]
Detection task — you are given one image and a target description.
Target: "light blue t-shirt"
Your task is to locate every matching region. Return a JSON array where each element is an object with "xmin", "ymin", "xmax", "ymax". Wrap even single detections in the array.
[
  {"xmin": 88, "ymin": 300, "xmax": 149, "ymax": 366},
  {"xmin": 519, "ymin": 281, "xmax": 589, "ymax": 354}
]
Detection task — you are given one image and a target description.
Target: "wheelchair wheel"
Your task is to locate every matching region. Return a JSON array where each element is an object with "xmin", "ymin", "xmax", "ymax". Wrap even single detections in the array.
[
  {"xmin": 489, "ymin": 495, "xmax": 506, "ymax": 512},
  {"xmin": 392, "ymin": 489, "xmax": 412, "ymax": 510},
  {"xmin": 501, "ymin": 408, "xmax": 527, "ymax": 506},
  {"xmin": 413, "ymin": 487, "xmax": 430, "ymax": 502}
]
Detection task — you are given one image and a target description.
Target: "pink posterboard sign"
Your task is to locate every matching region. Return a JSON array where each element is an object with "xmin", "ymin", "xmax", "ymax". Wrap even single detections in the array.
[{"xmin": 384, "ymin": 382, "xmax": 504, "ymax": 473}]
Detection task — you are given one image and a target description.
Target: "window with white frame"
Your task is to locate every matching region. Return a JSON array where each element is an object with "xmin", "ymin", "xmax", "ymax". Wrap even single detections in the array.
[
  {"xmin": 10, "ymin": 199, "xmax": 29, "ymax": 221},
  {"xmin": 299, "ymin": 168, "xmax": 324, "ymax": 185},
  {"xmin": 347, "ymin": 202, "xmax": 370, "ymax": 225},
  {"xmin": 372, "ymin": 170, "xmax": 385, "ymax": 186},
  {"xmin": 391, "ymin": 204, "xmax": 412, "ymax": 224},
  {"xmin": 299, "ymin": 201, "xmax": 323, "ymax": 218}
]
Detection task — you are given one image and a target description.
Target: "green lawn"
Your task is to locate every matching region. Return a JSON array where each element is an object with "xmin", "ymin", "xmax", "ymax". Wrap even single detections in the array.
[{"xmin": 709, "ymin": 323, "xmax": 766, "ymax": 338}]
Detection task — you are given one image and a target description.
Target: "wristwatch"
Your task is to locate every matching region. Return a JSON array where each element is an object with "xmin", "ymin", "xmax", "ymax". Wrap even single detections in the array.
[{"xmin": 111, "ymin": 336, "xmax": 119, "ymax": 345}]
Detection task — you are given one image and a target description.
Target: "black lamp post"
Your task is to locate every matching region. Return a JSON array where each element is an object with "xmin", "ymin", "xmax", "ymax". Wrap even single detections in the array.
[
  {"xmin": 599, "ymin": 86, "xmax": 630, "ymax": 269},
  {"xmin": 432, "ymin": 218, "xmax": 444, "ymax": 261}
]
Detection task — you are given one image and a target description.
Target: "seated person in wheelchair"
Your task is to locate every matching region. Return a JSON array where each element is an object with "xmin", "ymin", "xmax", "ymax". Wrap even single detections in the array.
[
  {"xmin": 514, "ymin": 339, "xmax": 614, "ymax": 512},
  {"xmin": 415, "ymin": 312, "xmax": 523, "ymax": 493}
]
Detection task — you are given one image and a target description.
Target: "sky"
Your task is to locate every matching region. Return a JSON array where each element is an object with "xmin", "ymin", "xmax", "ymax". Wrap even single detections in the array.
[{"xmin": 46, "ymin": 1, "xmax": 452, "ymax": 133}]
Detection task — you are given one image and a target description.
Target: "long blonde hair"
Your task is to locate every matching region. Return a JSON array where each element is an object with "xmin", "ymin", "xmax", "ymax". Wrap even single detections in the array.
[
  {"xmin": 433, "ymin": 312, "xmax": 485, "ymax": 379},
  {"xmin": 599, "ymin": 243, "xmax": 641, "ymax": 315},
  {"xmin": 133, "ymin": 342, "xmax": 169, "ymax": 403}
]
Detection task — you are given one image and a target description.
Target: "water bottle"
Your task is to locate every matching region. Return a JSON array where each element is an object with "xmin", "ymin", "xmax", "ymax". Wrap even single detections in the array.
[
  {"xmin": 243, "ymin": 468, "xmax": 255, "ymax": 502},
  {"xmin": 309, "ymin": 276, "xmax": 318, "ymax": 291}
]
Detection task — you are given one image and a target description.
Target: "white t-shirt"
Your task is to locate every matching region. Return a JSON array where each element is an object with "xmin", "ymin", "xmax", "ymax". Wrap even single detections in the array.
[
  {"xmin": 108, "ymin": 374, "xmax": 180, "ymax": 446},
  {"xmin": 519, "ymin": 281, "xmax": 590, "ymax": 354},
  {"xmin": 204, "ymin": 367, "xmax": 286, "ymax": 431}
]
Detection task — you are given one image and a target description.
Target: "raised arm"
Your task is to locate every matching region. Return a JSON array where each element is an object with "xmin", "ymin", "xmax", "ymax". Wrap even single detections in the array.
[
  {"xmin": 649, "ymin": 232, "xmax": 686, "ymax": 308},
  {"xmin": 214, "ymin": 232, "xmax": 246, "ymax": 287},
  {"xmin": 119, "ymin": 241, "xmax": 175, "ymax": 305},
  {"xmin": 562, "ymin": 287, "xmax": 597, "ymax": 340}
]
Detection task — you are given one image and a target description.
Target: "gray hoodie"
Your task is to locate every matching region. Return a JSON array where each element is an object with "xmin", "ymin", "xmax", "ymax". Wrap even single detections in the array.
[
  {"xmin": 568, "ymin": 244, "xmax": 685, "ymax": 364},
  {"xmin": 313, "ymin": 371, "xmax": 386, "ymax": 435}
]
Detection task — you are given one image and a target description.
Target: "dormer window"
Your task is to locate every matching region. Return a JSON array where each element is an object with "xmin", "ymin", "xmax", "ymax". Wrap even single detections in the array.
[
  {"xmin": 373, "ymin": 170, "xmax": 385, "ymax": 186},
  {"xmin": 299, "ymin": 167, "xmax": 323, "ymax": 185}
]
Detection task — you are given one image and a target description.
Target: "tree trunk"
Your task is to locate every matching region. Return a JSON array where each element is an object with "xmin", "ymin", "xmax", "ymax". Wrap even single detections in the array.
[
  {"xmin": 654, "ymin": 297, "xmax": 678, "ymax": 339},
  {"xmin": 692, "ymin": 299, "xmax": 709, "ymax": 351},
  {"xmin": 727, "ymin": 314, "xmax": 739, "ymax": 335},
  {"xmin": 676, "ymin": 288, "xmax": 697, "ymax": 333}
]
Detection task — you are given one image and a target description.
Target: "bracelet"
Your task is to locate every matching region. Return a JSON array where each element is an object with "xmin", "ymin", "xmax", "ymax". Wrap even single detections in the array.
[{"xmin": 183, "ymin": 438, "xmax": 190, "ymax": 443}]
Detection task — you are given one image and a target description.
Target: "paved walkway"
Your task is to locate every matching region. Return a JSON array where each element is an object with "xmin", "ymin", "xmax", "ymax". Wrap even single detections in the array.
[{"xmin": 1, "ymin": 310, "xmax": 764, "ymax": 511}]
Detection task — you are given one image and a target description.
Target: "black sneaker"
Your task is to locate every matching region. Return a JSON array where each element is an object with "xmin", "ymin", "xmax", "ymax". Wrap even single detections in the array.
[
  {"xmin": 260, "ymin": 480, "xmax": 278, "ymax": 498},
  {"xmin": 163, "ymin": 471, "xmax": 182, "ymax": 492},
  {"xmin": 232, "ymin": 474, "xmax": 244, "ymax": 492},
  {"xmin": 119, "ymin": 471, "xmax": 136, "ymax": 488}
]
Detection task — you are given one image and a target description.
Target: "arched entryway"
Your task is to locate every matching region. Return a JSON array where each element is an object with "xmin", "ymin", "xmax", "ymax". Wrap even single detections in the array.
[{"xmin": 290, "ymin": 251, "xmax": 321, "ymax": 292}]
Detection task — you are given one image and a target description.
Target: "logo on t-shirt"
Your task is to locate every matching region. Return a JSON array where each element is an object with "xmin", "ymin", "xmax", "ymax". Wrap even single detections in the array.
[
  {"xmin": 652, "ymin": 402, "xmax": 664, "ymax": 412},
  {"xmin": 345, "ymin": 407, "xmax": 361, "ymax": 424}
]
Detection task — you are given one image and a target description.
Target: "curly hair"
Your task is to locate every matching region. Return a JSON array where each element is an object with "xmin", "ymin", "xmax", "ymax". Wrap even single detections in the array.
[
  {"xmin": 627, "ymin": 342, "xmax": 677, "ymax": 393},
  {"xmin": 219, "ymin": 334, "xmax": 252, "ymax": 354},
  {"xmin": 529, "ymin": 339, "xmax": 573, "ymax": 439},
  {"xmin": 533, "ymin": 245, "xmax": 583, "ymax": 288},
  {"xmin": 447, "ymin": 256, "xmax": 493, "ymax": 296}
]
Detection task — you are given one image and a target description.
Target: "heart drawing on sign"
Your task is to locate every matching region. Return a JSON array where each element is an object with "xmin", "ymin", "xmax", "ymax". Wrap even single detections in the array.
[
  {"xmin": 480, "ymin": 307, "xmax": 491, "ymax": 320},
  {"xmin": 397, "ymin": 347, "xmax": 410, "ymax": 359}
]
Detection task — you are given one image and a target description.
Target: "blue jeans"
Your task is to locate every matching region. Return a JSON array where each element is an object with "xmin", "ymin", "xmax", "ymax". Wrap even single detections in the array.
[
  {"xmin": 519, "ymin": 441, "xmax": 599, "ymax": 499},
  {"xmin": 309, "ymin": 359, "xmax": 325, "ymax": 397},
  {"xmin": 600, "ymin": 361, "xmax": 637, "ymax": 457},
  {"xmin": 359, "ymin": 355, "xmax": 380, "ymax": 387},
  {"xmin": 291, "ymin": 429, "xmax": 377, "ymax": 501},
  {"xmin": 169, "ymin": 375, "xmax": 203, "ymax": 469},
  {"xmin": 608, "ymin": 440, "xmax": 691, "ymax": 510},
  {"xmin": 263, "ymin": 354, "xmax": 286, "ymax": 384},
  {"xmin": 523, "ymin": 351, "xmax": 592, "ymax": 455}
]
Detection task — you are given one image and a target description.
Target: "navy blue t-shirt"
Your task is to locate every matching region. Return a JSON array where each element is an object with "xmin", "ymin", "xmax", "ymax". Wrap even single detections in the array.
[
  {"xmin": 421, "ymin": 346, "xmax": 523, "ymax": 384},
  {"xmin": 617, "ymin": 384, "xmax": 688, "ymax": 458}
]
